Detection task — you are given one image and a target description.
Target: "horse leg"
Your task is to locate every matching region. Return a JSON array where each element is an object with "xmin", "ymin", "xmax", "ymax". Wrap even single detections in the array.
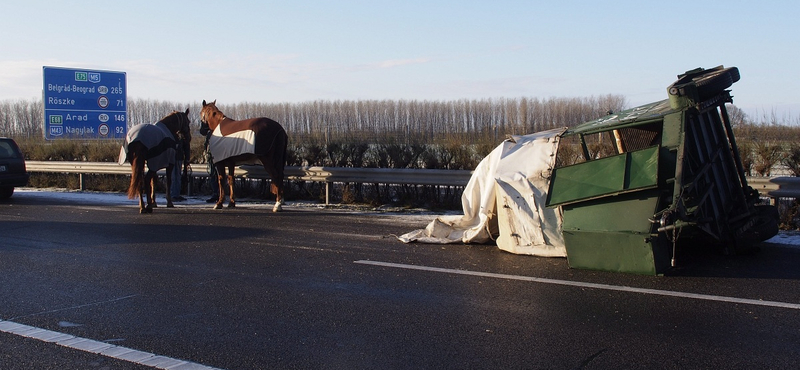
[
  {"xmin": 149, "ymin": 171, "xmax": 157, "ymax": 212},
  {"xmin": 165, "ymin": 164, "xmax": 175, "ymax": 208},
  {"xmin": 263, "ymin": 132, "xmax": 287, "ymax": 213},
  {"xmin": 143, "ymin": 171, "xmax": 155, "ymax": 213},
  {"xmin": 151, "ymin": 172, "xmax": 159, "ymax": 208},
  {"xmin": 214, "ymin": 164, "xmax": 226, "ymax": 209},
  {"xmin": 130, "ymin": 161, "xmax": 145, "ymax": 214},
  {"xmin": 270, "ymin": 175, "xmax": 284, "ymax": 213},
  {"xmin": 138, "ymin": 175, "xmax": 146, "ymax": 214},
  {"xmin": 273, "ymin": 188, "xmax": 284, "ymax": 212},
  {"xmin": 272, "ymin": 172, "xmax": 284, "ymax": 212},
  {"xmin": 261, "ymin": 156, "xmax": 284, "ymax": 212},
  {"xmin": 227, "ymin": 163, "xmax": 236, "ymax": 208},
  {"xmin": 139, "ymin": 192, "xmax": 146, "ymax": 213}
]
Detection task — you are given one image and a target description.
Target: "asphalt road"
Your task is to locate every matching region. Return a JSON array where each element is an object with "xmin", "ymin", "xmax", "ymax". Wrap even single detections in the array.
[{"xmin": 1, "ymin": 191, "xmax": 799, "ymax": 369}]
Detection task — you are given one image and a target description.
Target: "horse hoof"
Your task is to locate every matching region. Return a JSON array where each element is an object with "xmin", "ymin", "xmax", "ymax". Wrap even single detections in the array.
[
  {"xmin": 227, "ymin": 203, "xmax": 236, "ymax": 208},
  {"xmin": 167, "ymin": 203, "xmax": 175, "ymax": 208},
  {"xmin": 213, "ymin": 203, "xmax": 223, "ymax": 210},
  {"xmin": 272, "ymin": 204, "xmax": 282, "ymax": 212}
]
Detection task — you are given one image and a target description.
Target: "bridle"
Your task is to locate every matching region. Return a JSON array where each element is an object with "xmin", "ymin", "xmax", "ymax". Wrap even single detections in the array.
[
  {"xmin": 171, "ymin": 110, "xmax": 191, "ymax": 141},
  {"xmin": 200, "ymin": 104, "xmax": 228, "ymax": 134}
]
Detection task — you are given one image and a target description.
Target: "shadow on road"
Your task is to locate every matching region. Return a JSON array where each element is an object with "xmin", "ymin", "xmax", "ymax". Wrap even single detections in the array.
[{"xmin": 667, "ymin": 242, "xmax": 800, "ymax": 280}]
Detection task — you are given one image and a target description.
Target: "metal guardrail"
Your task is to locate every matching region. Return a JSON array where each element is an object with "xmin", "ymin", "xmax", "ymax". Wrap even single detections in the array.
[
  {"xmin": 25, "ymin": 161, "xmax": 473, "ymax": 185},
  {"xmin": 747, "ymin": 176, "xmax": 800, "ymax": 199},
  {"xmin": 25, "ymin": 161, "xmax": 473, "ymax": 204},
  {"xmin": 24, "ymin": 161, "xmax": 800, "ymax": 202}
]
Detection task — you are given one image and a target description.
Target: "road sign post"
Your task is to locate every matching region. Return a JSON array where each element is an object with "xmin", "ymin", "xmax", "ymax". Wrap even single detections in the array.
[{"xmin": 43, "ymin": 66, "xmax": 127, "ymax": 140}]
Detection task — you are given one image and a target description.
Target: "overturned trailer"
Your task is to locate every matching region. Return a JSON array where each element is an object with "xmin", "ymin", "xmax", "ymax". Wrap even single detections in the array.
[
  {"xmin": 547, "ymin": 66, "xmax": 778, "ymax": 274},
  {"xmin": 400, "ymin": 66, "xmax": 779, "ymax": 275}
]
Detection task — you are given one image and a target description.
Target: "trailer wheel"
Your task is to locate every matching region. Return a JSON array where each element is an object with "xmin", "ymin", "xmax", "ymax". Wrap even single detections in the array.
[
  {"xmin": 750, "ymin": 204, "xmax": 779, "ymax": 243},
  {"xmin": 694, "ymin": 67, "xmax": 740, "ymax": 100}
]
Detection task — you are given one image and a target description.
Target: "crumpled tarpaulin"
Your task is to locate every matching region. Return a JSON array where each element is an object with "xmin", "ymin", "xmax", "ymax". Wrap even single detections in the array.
[{"xmin": 398, "ymin": 127, "xmax": 567, "ymax": 257}]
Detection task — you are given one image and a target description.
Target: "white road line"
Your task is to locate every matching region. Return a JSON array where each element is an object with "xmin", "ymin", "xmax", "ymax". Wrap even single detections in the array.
[
  {"xmin": 354, "ymin": 260, "xmax": 800, "ymax": 310},
  {"xmin": 0, "ymin": 320, "xmax": 224, "ymax": 370}
]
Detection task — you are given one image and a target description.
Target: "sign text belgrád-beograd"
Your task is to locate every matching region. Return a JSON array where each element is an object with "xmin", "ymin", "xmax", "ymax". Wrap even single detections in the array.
[
  {"xmin": 47, "ymin": 83, "xmax": 97, "ymax": 95},
  {"xmin": 42, "ymin": 66, "xmax": 127, "ymax": 140}
]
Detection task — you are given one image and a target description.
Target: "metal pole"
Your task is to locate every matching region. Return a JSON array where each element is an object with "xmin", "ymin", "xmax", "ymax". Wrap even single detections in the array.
[{"xmin": 325, "ymin": 182, "xmax": 330, "ymax": 205}]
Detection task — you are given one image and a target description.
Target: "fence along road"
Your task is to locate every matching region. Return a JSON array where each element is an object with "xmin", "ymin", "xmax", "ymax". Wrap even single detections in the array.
[
  {"xmin": 24, "ymin": 161, "xmax": 799, "ymax": 204},
  {"xmin": 25, "ymin": 161, "xmax": 473, "ymax": 205}
]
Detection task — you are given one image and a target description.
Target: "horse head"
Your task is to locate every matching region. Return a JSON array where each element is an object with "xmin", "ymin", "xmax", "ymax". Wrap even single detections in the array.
[
  {"xmin": 161, "ymin": 108, "xmax": 192, "ymax": 144},
  {"xmin": 200, "ymin": 100, "xmax": 226, "ymax": 135}
]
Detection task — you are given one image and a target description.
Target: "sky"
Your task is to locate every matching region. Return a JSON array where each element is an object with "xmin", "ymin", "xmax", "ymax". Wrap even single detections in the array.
[{"xmin": 1, "ymin": 0, "xmax": 798, "ymax": 121}]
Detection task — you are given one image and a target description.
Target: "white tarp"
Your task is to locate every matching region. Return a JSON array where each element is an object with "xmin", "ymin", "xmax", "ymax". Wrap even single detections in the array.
[{"xmin": 398, "ymin": 127, "xmax": 567, "ymax": 257}]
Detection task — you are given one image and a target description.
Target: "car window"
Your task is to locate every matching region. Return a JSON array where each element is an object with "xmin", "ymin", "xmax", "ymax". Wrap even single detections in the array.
[{"xmin": 0, "ymin": 141, "xmax": 18, "ymax": 159}]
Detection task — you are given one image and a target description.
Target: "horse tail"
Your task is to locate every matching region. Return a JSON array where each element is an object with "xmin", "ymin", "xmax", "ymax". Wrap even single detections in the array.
[
  {"xmin": 127, "ymin": 143, "xmax": 145, "ymax": 199},
  {"xmin": 270, "ymin": 129, "xmax": 288, "ymax": 196}
]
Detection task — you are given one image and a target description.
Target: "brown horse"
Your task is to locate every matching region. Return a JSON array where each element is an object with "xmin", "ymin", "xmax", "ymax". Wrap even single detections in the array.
[
  {"xmin": 199, "ymin": 100, "xmax": 287, "ymax": 212},
  {"xmin": 120, "ymin": 109, "xmax": 192, "ymax": 213}
]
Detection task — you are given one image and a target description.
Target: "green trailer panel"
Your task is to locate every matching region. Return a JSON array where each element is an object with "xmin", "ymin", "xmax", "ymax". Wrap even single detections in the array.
[
  {"xmin": 548, "ymin": 146, "xmax": 659, "ymax": 206},
  {"xmin": 562, "ymin": 230, "xmax": 669, "ymax": 275},
  {"xmin": 559, "ymin": 189, "xmax": 671, "ymax": 275}
]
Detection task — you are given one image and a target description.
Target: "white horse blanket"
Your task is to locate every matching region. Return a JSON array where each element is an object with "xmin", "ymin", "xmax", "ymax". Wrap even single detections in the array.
[{"xmin": 208, "ymin": 117, "xmax": 286, "ymax": 165}]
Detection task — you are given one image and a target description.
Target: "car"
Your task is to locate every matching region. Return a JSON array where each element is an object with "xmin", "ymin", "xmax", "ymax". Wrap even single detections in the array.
[{"xmin": 0, "ymin": 138, "xmax": 30, "ymax": 199}]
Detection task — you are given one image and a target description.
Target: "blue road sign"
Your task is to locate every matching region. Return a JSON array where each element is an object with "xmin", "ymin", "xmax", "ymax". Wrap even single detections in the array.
[{"xmin": 43, "ymin": 66, "xmax": 127, "ymax": 140}]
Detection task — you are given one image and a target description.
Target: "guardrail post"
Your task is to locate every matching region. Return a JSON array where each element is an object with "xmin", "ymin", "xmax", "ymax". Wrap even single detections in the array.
[
  {"xmin": 79, "ymin": 173, "xmax": 85, "ymax": 191},
  {"xmin": 325, "ymin": 181, "xmax": 330, "ymax": 205}
]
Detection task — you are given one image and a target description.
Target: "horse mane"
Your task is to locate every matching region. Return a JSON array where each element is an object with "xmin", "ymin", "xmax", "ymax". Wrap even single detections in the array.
[{"xmin": 159, "ymin": 109, "xmax": 192, "ymax": 142}]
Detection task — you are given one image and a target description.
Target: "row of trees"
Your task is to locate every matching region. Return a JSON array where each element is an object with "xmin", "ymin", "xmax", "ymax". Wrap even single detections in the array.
[
  {"xmin": 4, "ymin": 95, "xmax": 798, "ymax": 142},
  {"xmin": 0, "ymin": 99, "xmax": 41, "ymax": 138},
  {"xmin": 2, "ymin": 95, "xmax": 628, "ymax": 142},
  {"xmin": 3, "ymin": 95, "xmax": 800, "ymax": 174}
]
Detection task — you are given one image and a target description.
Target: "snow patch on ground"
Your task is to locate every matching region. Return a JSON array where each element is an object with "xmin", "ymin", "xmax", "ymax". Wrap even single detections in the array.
[
  {"xmin": 11, "ymin": 187, "xmax": 447, "ymax": 218},
  {"xmin": 765, "ymin": 231, "xmax": 800, "ymax": 247}
]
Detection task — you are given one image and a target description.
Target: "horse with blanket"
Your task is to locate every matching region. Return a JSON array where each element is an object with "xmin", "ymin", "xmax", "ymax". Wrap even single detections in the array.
[
  {"xmin": 199, "ymin": 100, "xmax": 288, "ymax": 212},
  {"xmin": 119, "ymin": 109, "xmax": 191, "ymax": 213}
]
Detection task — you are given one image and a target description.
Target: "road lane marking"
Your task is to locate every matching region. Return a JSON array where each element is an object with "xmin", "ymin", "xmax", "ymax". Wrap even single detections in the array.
[
  {"xmin": 355, "ymin": 260, "xmax": 800, "ymax": 310},
  {"xmin": 0, "ymin": 320, "xmax": 224, "ymax": 370}
]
